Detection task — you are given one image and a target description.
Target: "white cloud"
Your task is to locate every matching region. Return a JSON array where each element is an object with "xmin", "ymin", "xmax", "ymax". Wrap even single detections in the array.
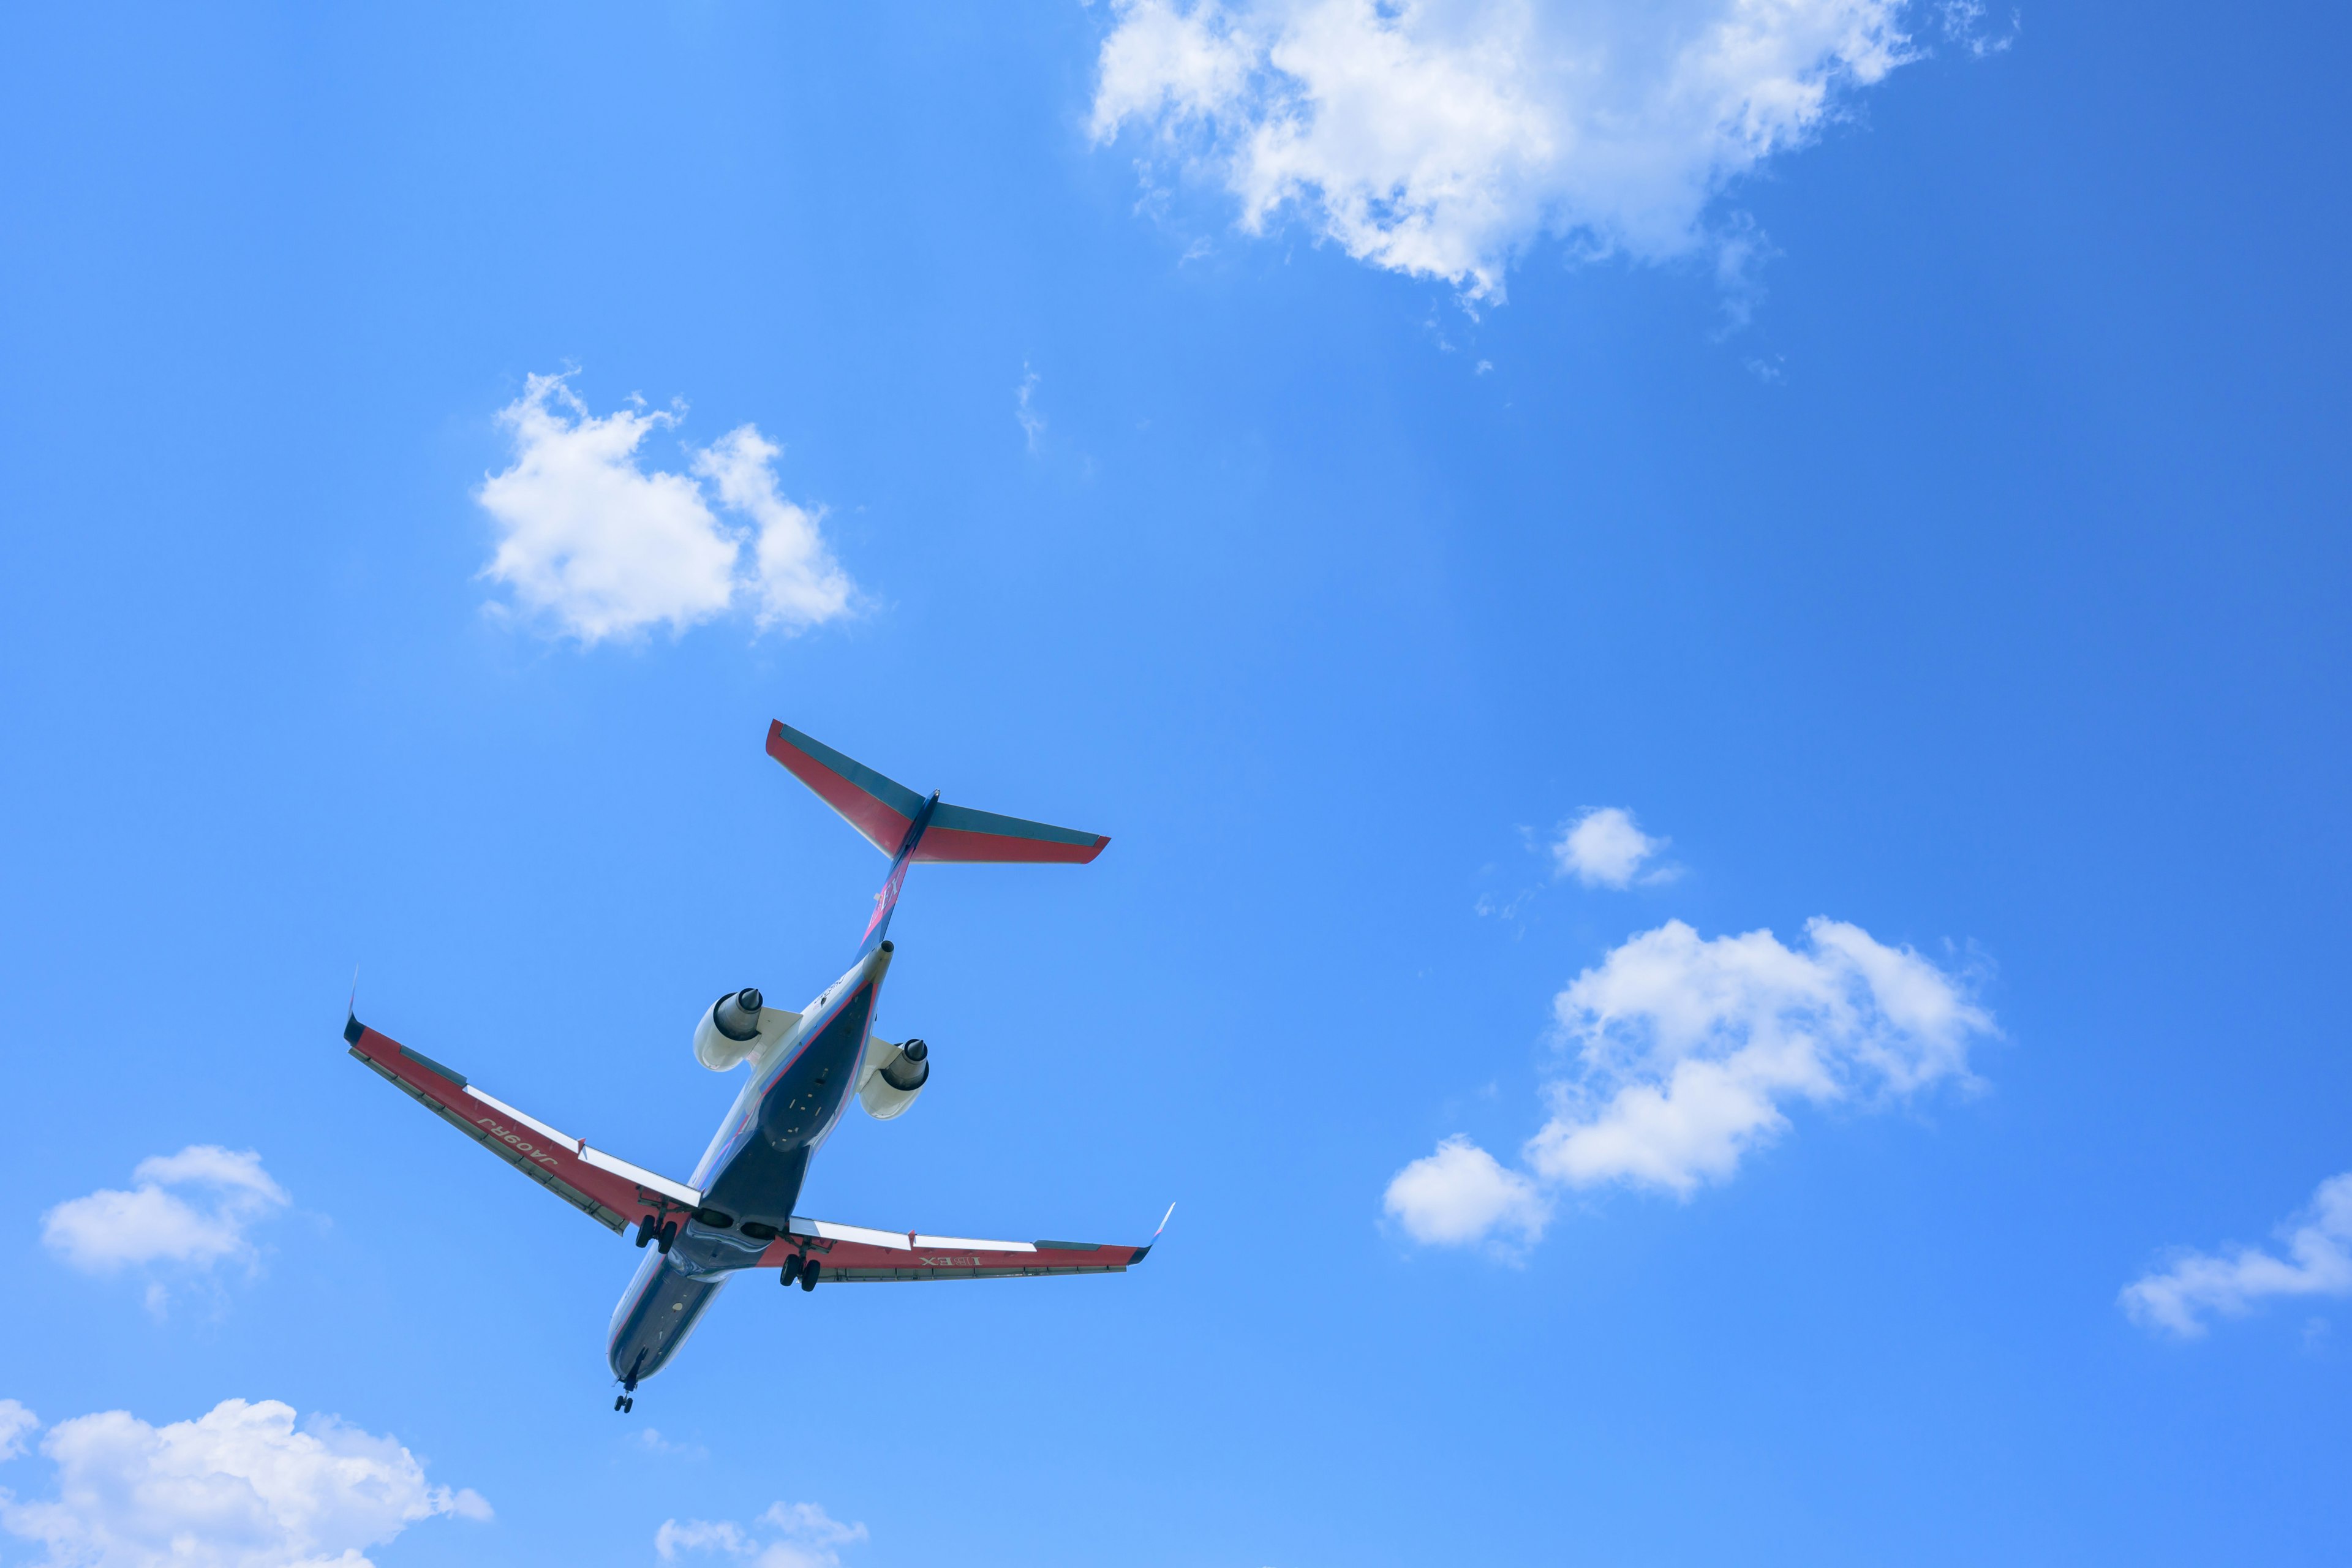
[
  {"xmin": 1384, "ymin": 1136, "xmax": 1548, "ymax": 1248},
  {"xmin": 1091, "ymin": 0, "xmax": 1920, "ymax": 300},
  {"xmin": 42, "ymin": 1147, "xmax": 290, "ymax": 1295},
  {"xmin": 477, "ymin": 372, "xmax": 855, "ymax": 644},
  {"xmin": 658, "ymin": 1502, "xmax": 867, "ymax": 1568},
  {"xmin": 0, "ymin": 1397, "xmax": 488, "ymax": 1568},
  {"xmin": 1553, "ymin": 806, "xmax": 1667, "ymax": 888},
  {"xmin": 0, "ymin": 1401, "xmax": 37, "ymax": 1462},
  {"xmin": 1390, "ymin": 917, "xmax": 1991, "ymax": 1245},
  {"xmin": 2122, "ymin": 1174, "xmax": 2352, "ymax": 1338}
]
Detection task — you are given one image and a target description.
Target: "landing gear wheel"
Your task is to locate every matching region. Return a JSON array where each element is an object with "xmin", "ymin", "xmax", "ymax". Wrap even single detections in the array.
[
  {"xmin": 780, "ymin": 1256, "xmax": 803, "ymax": 1287},
  {"xmin": 799, "ymin": 1259, "xmax": 821, "ymax": 1292},
  {"xmin": 635, "ymin": 1215, "xmax": 657, "ymax": 1248},
  {"xmin": 655, "ymin": 1220, "xmax": 678, "ymax": 1255},
  {"xmin": 615, "ymin": 1395, "xmax": 633, "ymax": 1413}
]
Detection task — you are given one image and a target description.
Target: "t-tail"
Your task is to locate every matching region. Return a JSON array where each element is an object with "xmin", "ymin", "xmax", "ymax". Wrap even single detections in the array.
[{"xmin": 764, "ymin": 720, "xmax": 1109, "ymax": 951}]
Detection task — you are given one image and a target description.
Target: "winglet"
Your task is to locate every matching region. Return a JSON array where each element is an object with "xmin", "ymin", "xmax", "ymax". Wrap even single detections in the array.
[
  {"xmin": 1129, "ymin": 1202, "xmax": 1176, "ymax": 1265},
  {"xmin": 344, "ymin": 967, "xmax": 363, "ymax": 1044}
]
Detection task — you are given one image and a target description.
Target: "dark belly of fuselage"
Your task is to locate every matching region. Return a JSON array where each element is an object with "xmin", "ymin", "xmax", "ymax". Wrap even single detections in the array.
[{"xmin": 699, "ymin": 980, "xmax": 873, "ymax": 1230}]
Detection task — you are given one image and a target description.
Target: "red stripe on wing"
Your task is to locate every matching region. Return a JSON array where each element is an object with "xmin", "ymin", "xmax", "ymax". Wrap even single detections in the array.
[{"xmin": 346, "ymin": 1023, "xmax": 694, "ymax": 1234}]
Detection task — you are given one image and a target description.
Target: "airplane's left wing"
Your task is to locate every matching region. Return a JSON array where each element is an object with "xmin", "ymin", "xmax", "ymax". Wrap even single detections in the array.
[
  {"xmin": 756, "ymin": 1210, "xmax": 1167, "ymax": 1281},
  {"xmin": 343, "ymin": 1016, "xmax": 703, "ymax": 1235}
]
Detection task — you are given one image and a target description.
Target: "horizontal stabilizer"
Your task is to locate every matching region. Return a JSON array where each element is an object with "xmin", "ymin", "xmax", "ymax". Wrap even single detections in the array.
[{"xmin": 766, "ymin": 720, "xmax": 1107, "ymax": 864}]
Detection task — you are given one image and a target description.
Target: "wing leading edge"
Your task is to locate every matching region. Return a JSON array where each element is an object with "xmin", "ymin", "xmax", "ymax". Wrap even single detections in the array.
[
  {"xmin": 344, "ymin": 1016, "xmax": 703, "ymax": 1235},
  {"xmin": 758, "ymin": 1210, "xmax": 1166, "ymax": 1281}
]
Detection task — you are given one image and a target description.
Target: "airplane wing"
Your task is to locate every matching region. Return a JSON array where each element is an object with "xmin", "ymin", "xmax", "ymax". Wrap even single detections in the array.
[
  {"xmin": 342, "ymin": 1015, "xmax": 703, "ymax": 1235},
  {"xmin": 755, "ymin": 1210, "xmax": 1167, "ymax": 1281}
]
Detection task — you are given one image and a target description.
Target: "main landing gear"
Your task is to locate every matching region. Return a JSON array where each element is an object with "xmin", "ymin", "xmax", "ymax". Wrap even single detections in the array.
[
  {"xmin": 780, "ymin": 1256, "xmax": 821, "ymax": 1292},
  {"xmin": 635, "ymin": 1214, "xmax": 679, "ymax": 1254}
]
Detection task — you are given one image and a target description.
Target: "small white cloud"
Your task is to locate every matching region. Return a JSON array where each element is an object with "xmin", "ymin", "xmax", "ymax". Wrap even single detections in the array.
[
  {"xmin": 2122, "ymin": 1174, "xmax": 2352, "ymax": 1338},
  {"xmin": 660, "ymin": 1502, "xmax": 867, "ymax": 1568},
  {"xmin": 477, "ymin": 372, "xmax": 856, "ymax": 644},
  {"xmin": 1384, "ymin": 1136, "xmax": 1548, "ymax": 1249},
  {"xmin": 1091, "ymin": 0, "xmax": 1920, "ymax": 301},
  {"xmin": 1553, "ymin": 807, "xmax": 1667, "ymax": 888},
  {"xmin": 0, "ymin": 1396, "xmax": 487, "ymax": 1567},
  {"xmin": 1016, "ymin": 364, "xmax": 1046, "ymax": 452},
  {"xmin": 1384, "ymin": 917, "xmax": 1992, "ymax": 1245},
  {"xmin": 42, "ymin": 1147, "xmax": 290, "ymax": 1303},
  {"xmin": 0, "ymin": 1401, "xmax": 37, "ymax": 1462}
]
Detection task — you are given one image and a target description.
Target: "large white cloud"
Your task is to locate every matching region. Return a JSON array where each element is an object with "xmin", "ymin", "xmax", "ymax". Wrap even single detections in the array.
[
  {"xmin": 478, "ymin": 373, "xmax": 854, "ymax": 644},
  {"xmin": 2121, "ymin": 1173, "xmax": 2352, "ymax": 1338},
  {"xmin": 1385, "ymin": 917, "xmax": 1992, "ymax": 1245},
  {"xmin": 42, "ymin": 1147, "xmax": 290, "ymax": 1301},
  {"xmin": 657, "ymin": 1501, "xmax": 867, "ymax": 1568},
  {"xmin": 1091, "ymin": 0, "xmax": 1925, "ymax": 298},
  {"xmin": 0, "ymin": 1397, "xmax": 489, "ymax": 1568}
]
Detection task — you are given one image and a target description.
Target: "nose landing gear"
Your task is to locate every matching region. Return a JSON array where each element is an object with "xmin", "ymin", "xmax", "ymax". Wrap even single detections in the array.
[{"xmin": 614, "ymin": 1395, "xmax": 634, "ymax": 1413}]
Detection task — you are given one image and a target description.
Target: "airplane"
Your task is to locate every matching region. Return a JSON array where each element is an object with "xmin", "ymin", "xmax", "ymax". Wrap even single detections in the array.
[{"xmin": 341, "ymin": 720, "xmax": 1164, "ymax": 1411}]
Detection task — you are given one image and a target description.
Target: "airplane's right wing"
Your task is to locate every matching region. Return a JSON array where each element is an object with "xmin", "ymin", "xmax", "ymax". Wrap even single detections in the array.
[
  {"xmin": 756, "ymin": 1211, "xmax": 1167, "ymax": 1281},
  {"xmin": 343, "ymin": 1015, "xmax": 704, "ymax": 1236}
]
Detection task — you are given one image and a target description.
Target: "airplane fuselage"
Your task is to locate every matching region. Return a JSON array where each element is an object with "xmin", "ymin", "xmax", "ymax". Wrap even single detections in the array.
[{"xmin": 605, "ymin": 941, "xmax": 893, "ymax": 1387}]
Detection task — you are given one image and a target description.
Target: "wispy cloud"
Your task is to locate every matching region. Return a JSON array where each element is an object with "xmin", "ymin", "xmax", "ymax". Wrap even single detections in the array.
[
  {"xmin": 42, "ymin": 1147, "xmax": 290, "ymax": 1312},
  {"xmin": 0, "ymin": 1397, "xmax": 488, "ymax": 1567},
  {"xmin": 1937, "ymin": 0, "xmax": 2018, "ymax": 58},
  {"xmin": 1092, "ymin": 0, "xmax": 1928, "ymax": 301},
  {"xmin": 1386, "ymin": 918, "xmax": 1993, "ymax": 1246},
  {"xmin": 2122, "ymin": 1174, "xmax": 2352, "ymax": 1338},
  {"xmin": 636, "ymin": 1427, "xmax": 710, "ymax": 1460},
  {"xmin": 658, "ymin": 1501, "xmax": 868, "ymax": 1568},
  {"xmin": 1016, "ymin": 364, "xmax": 1046, "ymax": 452},
  {"xmin": 478, "ymin": 372, "xmax": 854, "ymax": 644},
  {"xmin": 0, "ymin": 1401, "xmax": 36, "ymax": 1462}
]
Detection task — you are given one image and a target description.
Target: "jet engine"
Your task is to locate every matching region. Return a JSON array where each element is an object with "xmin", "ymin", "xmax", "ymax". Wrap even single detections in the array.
[
  {"xmin": 694, "ymin": 987, "xmax": 796, "ymax": 1071},
  {"xmin": 858, "ymin": 1038, "xmax": 929, "ymax": 1119}
]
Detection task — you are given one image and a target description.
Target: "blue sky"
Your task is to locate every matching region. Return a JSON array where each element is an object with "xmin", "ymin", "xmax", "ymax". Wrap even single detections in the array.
[{"xmin": 3, "ymin": 2, "xmax": 2349, "ymax": 1564}]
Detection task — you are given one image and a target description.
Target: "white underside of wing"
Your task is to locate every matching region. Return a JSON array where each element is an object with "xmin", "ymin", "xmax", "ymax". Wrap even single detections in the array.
[
  {"xmin": 462, "ymin": 1085, "xmax": 578, "ymax": 1150},
  {"xmin": 911, "ymin": 1234, "xmax": 1036, "ymax": 1253},
  {"xmin": 787, "ymin": 1219, "xmax": 1038, "ymax": 1254},
  {"xmin": 579, "ymin": 1144, "xmax": 702, "ymax": 1207}
]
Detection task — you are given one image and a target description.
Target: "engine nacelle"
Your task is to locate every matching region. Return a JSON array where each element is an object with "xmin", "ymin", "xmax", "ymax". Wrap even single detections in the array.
[
  {"xmin": 694, "ymin": 988, "xmax": 798, "ymax": 1071},
  {"xmin": 858, "ymin": 1038, "xmax": 929, "ymax": 1120}
]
